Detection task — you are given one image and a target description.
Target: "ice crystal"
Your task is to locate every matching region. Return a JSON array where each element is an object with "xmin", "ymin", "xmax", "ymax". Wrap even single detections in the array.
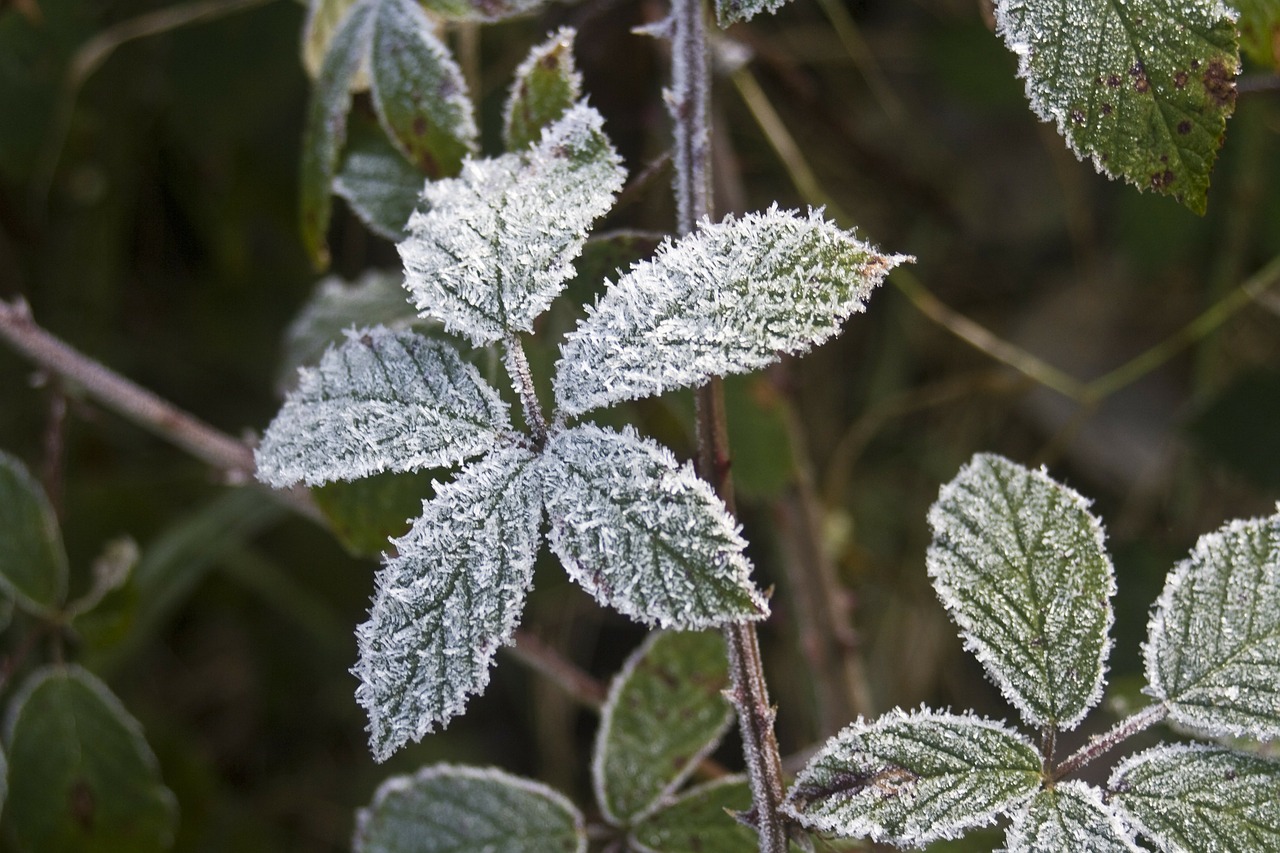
[
  {"xmin": 1144, "ymin": 511, "xmax": 1280, "ymax": 739},
  {"xmin": 398, "ymin": 104, "xmax": 624, "ymax": 346},
  {"xmin": 541, "ymin": 425, "xmax": 767, "ymax": 628},
  {"xmin": 927, "ymin": 453, "xmax": 1114, "ymax": 731},
  {"xmin": 1004, "ymin": 781, "xmax": 1138, "ymax": 853},
  {"xmin": 714, "ymin": 0, "xmax": 791, "ymax": 27},
  {"xmin": 256, "ymin": 327, "xmax": 510, "ymax": 489},
  {"xmin": 353, "ymin": 446, "xmax": 542, "ymax": 761},
  {"xmin": 554, "ymin": 206, "xmax": 909, "ymax": 418}
]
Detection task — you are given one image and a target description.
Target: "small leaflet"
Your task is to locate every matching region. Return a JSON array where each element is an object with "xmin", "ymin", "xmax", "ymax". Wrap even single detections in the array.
[
  {"xmin": 593, "ymin": 631, "xmax": 733, "ymax": 823},
  {"xmin": 714, "ymin": 0, "xmax": 792, "ymax": 27},
  {"xmin": 256, "ymin": 327, "xmax": 510, "ymax": 488},
  {"xmin": 927, "ymin": 453, "xmax": 1114, "ymax": 731},
  {"xmin": 994, "ymin": 0, "xmax": 1239, "ymax": 214},
  {"xmin": 628, "ymin": 777, "xmax": 758, "ymax": 853},
  {"xmin": 784, "ymin": 708, "xmax": 1042, "ymax": 847},
  {"xmin": 554, "ymin": 207, "xmax": 909, "ymax": 418},
  {"xmin": 353, "ymin": 446, "xmax": 542, "ymax": 761},
  {"xmin": 398, "ymin": 104, "xmax": 625, "ymax": 346},
  {"xmin": 1144, "ymin": 511, "xmax": 1280, "ymax": 740},
  {"xmin": 0, "ymin": 451, "xmax": 68, "ymax": 615},
  {"xmin": 1004, "ymin": 781, "xmax": 1139, "ymax": 853},
  {"xmin": 503, "ymin": 28, "xmax": 583, "ymax": 151},
  {"xmin": 1110, "ymin": 744, "xmax": 1280, "ymax": 852},
  {"xmin": 541, "ymin": 424, "xmax": 767, "ymax": 629},
  {"xmin": 333, "ymin": 114, "xmax": 426, "ymax": 241},
  {"xmin": 301, "ymin": 0, "xmax": 364, "ymax": 81},
  {"xmin": 354, "ymin": 764, "xmax": 585, "ymax": 852}
]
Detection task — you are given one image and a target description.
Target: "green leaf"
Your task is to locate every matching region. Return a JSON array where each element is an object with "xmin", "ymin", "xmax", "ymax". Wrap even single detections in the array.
[
  {"xmin": 503, "ymin": 27, "xmax": 582, "ymax": 151},
  {"xmin": 354, "ymin": 446, "xmax": 542, "ymax": 760},
  {"xmin": 300, "ymin": 0, "xmax": 376, "ymax": 269},
  {"xmin": 1144, "ymin": 511, "xmax": 1280, "ymax": 740},
  {"xmin": 1004, "ymin": 781, "xmax": 1139, "ymax": 853},
  {"xmin": 69, "ymin": 538, "xmax": 140, "ymax": 653},
  {"xmin": 714, "ymin": 0, "xmax": 793, "ymax": 27},
  {"xmin": 256, "ymin": 327, "xmax": 511, "ymax": 488},
  {"xmin": 312, "ymin": 468, "xmax": 439, "ymax": 557},
  {"xmin": 927, "ymin": 453, "xmax": 1114, "ymax": 730},
  {"xmin": 369, "ymin": 0, "xmax": 476, "ymax": 178},
  {"xmin": 302, "ymin": 0, "xmax": 364, "ymax": 81},
  {"xmin": 784, "ymin": 709, "xmax": 1042, "ymax": 847},
  {"xmin": 334, "ymin": 113, "xmax": 426, "ymax": 241},
  {"xmin": 629, "ymin": 778, "xmax": 758, "ymax": 853},
  {"xmin": 0, "ymin": 449, "xmax": 68, "ymax": 615},
  {"xmin": 1110, "ymin": 744, "xmax": 1280, "ymax": 852},
  {"xmin": 418, "ymin": 0, "xmax": 550, "ymax": 22},
  {"xmin": 3, "ymin": 666, "xmax": 177, "ymax": 853},
  {"xmin": 994, "ymin": 0, "xmax": 1239, "ymax": 214},
  {"xmin": 594, "ymin": 631, "xmax": 733, "ymax": 822},
  {"xmin": 724, "ymin": 373, "xmax": 795, "ymax": 499},
  {"xmin": 541, "ymin": 424, "xmax": 768, "ymax": 629},
  {"xmin": 1236, "ymin": 0, "xmax": 1280, "ymax": 69},
  {"xmin": 354, "ymin": 764, "xmax": 585, "ymax": 852}
]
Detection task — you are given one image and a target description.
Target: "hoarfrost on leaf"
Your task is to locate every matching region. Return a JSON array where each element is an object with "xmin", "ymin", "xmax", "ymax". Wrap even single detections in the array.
[
  {"xmin": 1004, "ymin": 781, "xmax": 1139, "ymax": 853},
  {"xmin": 1144, "ymin": 511, "xmax": 1280, "ymax": 740},
  {"xmin": 256, "ymin": 327, "xmax": 510, "ymax": 488},
  {"xmin": 714, "ymin": 0, "xmax": 793, "ymax": 27},
  {"xmin": 784, "ymin": 708, "xmax": 1042, "ymax": 847},
  {"xmin": 541, "ymin": 424, "xmax": 767, "ymax": 629},
  {"xmin": 554, "ymin": 206, "xmax": 909, "ymax": 418},
  {"xmin": 927, "ymin": 453, "xmax": 1114, "ymax": 731},
  {"xmin": 333, "ymin": 115, "xmax": 427, "ymax": 241},
  {"xmin": 353, "ymin": 446, "xmax": 542, "ymax": 761},
  {"xmin": 398, "ymin": 104, "xmax": 625, "ymax": 346},
  {"xmin": 503, "ymin": 27, "xmax": 582, "ymax": 152},
  {"xmin": 1109, "ymin": 743, "xmax": 1280, "ymax": 852}
]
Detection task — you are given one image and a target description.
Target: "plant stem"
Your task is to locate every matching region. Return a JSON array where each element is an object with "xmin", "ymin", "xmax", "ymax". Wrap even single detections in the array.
[
  {"xmin": 1052, "ymin": 702, "xmax": 1168, "ymax": 781},
  {"xmin": 669, "ymin": 0, "xmax": 788, "ymax": 849},
  {"xmin": 503, "ymin": 334, "xmax": 547, "ymax": 446}
]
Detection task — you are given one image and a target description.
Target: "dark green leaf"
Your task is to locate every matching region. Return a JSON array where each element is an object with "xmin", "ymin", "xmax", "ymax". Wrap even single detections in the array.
[
  {"xmin": 503, "ymin": 27, "xmax": 582, "ymax": 151},
  {"xmin": 1235, "ymin": 0, "xmax": 1280, "ymax": 69},
  {"xmin": 629, "ymin": 778, "xmax": 758, "ymax": 853},
  {"xmin": 1004, "ymin": 781, "xmax": 1138, "ymax": 852},
  {"xmin": 312, "ymin": 468, "xmax": 438, "ymax": 557},
  {"xmin": 334, "ymin": 113, "xmax": 425, "ymax": 240},
  {"xmin": 0, "ymin": 449, "xmax": 68, "ymax": 615}
]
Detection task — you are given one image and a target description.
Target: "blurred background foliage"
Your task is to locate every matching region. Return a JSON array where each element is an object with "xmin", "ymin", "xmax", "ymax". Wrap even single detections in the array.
[{"xmin": 0, "ymin": 0, "xmax": 1278, "ymax": 849}]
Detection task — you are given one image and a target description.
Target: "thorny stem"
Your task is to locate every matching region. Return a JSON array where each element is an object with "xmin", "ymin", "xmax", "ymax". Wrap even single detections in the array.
[
  {"xmin": 1052, "ymin": 702, "xmax": 1168, "ymax": 782},
  {"xmin": 503, "ymin": 335, "xmax": 547, "ymax": 446},
  {"xmin": 669, "ymin": 0, "xmax": 789, "ymax": 849}
]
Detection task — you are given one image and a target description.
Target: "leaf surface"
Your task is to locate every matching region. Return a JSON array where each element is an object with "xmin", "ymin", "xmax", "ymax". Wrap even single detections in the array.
[
  {"xmin": 503, "ymin": 27, "xmax": 582, "ymax": 151},
  {"xmin": 312, "ymin": 469, "xmax": 439, "ymax": 557},
  {"xmin": 629, "ymin": 778, "xmax": 758, "ymax": 853},
  {"xmin": 0, "ymin": 450, "xmax": 67, "ymax": 614},
  {"xmin": 419, "ymin": 0, "xmax": 549, "ymax": 22},
  {"xmin": 542, "ymin": 424, "xmax": 766, "ymax": 628},
  {"xmin": 333, "ymin": 114, "xmax": 425, "ymax": 241},
  {"xmin": 354, "ymin": 446, "xmax": 541, "ymax": 760},
  {"xmin": 1144, "ymin": 511, "xmax": 1280, "ymax": 739},
  {"xmin": 1110, "ymin": 744, "xmax": 1280, "ymax": 853},
  {"xmin": 256, "ymin": 326, "xmax": 510, "ymax": 488},
  {"xmin": 554, "ymin": 207, "xmax": 908, "ymax": 418},
  {"xmin": 784, "ymin": 708, "xmax": 1042, "ymax": 847},
  {"xmin": 714, "ymin": 0, "xmax": 792, "ymax": 27},
  {"xmin": 927, "ymin": 453, "xmax": 1114, "ymax": 730},
  {"xmin": 354, "ymin": 764, "xmax": 585, "ymax": 852},
  {"xmin": 594, "ymin": 631, "xmax": 733, "ymax": 822},
  {"xmin": 301, "ymin": 0, "xmax": 363, "ymax": 81},
  {"xmin": 994, "ymin": 0, "xmax": 1239, "ymax": 213},
  {"xmin": 399, "ymin": 104, "xmax": 624, "ymax": 346},
  {"xmin": 1004, "ymin": 781, "xmax": 1138, "ymax": 853}
]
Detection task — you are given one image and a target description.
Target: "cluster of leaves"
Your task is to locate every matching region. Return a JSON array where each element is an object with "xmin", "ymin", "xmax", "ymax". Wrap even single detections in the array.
[
  {"xmin": 0, "ymin": 452, "xmax": 176, "ymax": 851},
  {"xmin": 785, "ymin": 453, "xmax": 1280, "ymax": 852}
]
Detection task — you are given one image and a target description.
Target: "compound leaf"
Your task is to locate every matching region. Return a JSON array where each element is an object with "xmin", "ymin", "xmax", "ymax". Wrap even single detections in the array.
[
  {"xmin": 333, "ymin": 113, "xmax": 425, "ymax": 241},
  {"xmin": 257, "ymin": 326, "xmax": 510, "ymax": 488},
  {"xmin": 629, "ymin": 778, "xmax": 758, "ymax": 853},
  {"xmin": 354, "ymin": 764, "xmax": 585, "ymax": 853},
  {"xmin": 503, "ymin": 27, "xmax": 582, "ymax": 151},
  {"xmin": 594, "ymin": 631, "xmax": 733, "ymax": 822},
  {"xmin": 353, "ymin": 446, "xmax": 542, "ymax": 761},
  {"xmin": 399, "ymin": 104, "xmax": 624, "ymax": 346},
  {"xmin": 994, "ymin": 0, "xmax": 1239, "ymax": 213},
  {"xmin": 542, "ymin": 424, "xmax": 767, "ymax": 629},
  {"xmin": 1004, "ymin": 781, "xmax": 1139, "ymax": 853},
  {"xmin": 0, "ymin": 450, "xmax": 67, "ymax": 615},
  {"xmin": 927, "ymin": 453, "xmax": 1114, "ymax": 731},
  {"xmin": 784, "ymin": 708, "xmax": 1042, "ymax": 847},
  {"xmin": 1144, "ymin": 511, "xmax": 1280, "ymax": 739},
  {"xmin": 554, "ymin": 207, "xmax": 908, "ymax": 418},
  {"xmin": 1110, "ymin": 744, "xmax": 1280, "ymax": 852}
]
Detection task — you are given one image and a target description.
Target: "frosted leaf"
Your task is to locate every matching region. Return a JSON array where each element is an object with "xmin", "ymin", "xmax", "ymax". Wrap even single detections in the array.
[
  {"xmin": 593, "ymin": 631, "xmax": 732, "ymax": 823},
  {"xmin": 503, "ymin": 28, "xmax": 582, "ymax": 151},
  {"xmin": 927, "ymin": 453, "xmax": 1114, "ymax": 731},
  {"xmin": 628, "ymin": 777, "xmax": 758, "ymax": 853},
  {"xmin": 333, "ymin": 115, "xmax": 425, "ymax": 241},
  {"xmin": 784, "ymin": 708, "xmax": 1042, "ymax": 847},
  {"xmin": 714, "ymin": 0, "xmax": 792, "ymax": 27},
  {"xmin": 354, "ymin": 764, "xmax": 585, "ymax": 852},
  {"xmin": 418, "ymin": 0, "xmax": 549, "ymax": 23},
  {"xmin": 541, "ymin": 424, "xmax": 767, "ymax": 628},
  {"xmin": 256, "ymin": 327, "xmax": 509, "ymax": 488},
  {"xmin": 398, "ymin": 104, "xmax": 625, "ymax": 346},
  {"xmin": 994, "ymin": 0, "xmax": 1239, "ymax": 214},
  {"xmin": 353, "ymin": 446, "xmax": 542, "ymax": 761},
  {"xmin": 1144, "ymin": 511, "xmax": 1280, "ymax": 739},
  {"xmin": 1110, "ymin": 744, "xmax": 1280, "ymax": 852},
  {"xmin": 1004, "ymin": 781, "xmax": 1139, "ymax": 853},
  {"xmin": 554, "ymin": 206, "xmax": 909, "ymax": 418}
]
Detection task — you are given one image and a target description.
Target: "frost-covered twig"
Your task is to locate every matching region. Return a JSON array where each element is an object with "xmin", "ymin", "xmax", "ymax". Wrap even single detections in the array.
[{"xmin": 1053, "ymin": 702, "xmax": 1168, "ymax": 782}]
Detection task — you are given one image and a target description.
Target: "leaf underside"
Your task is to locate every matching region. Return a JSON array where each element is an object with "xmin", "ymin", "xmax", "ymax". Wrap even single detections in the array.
[
  {"xmin": 333, "ymin": 114, "xmax": 426, "ymax": 241},
  {"xmin": 503, "ymin": 27, "xmax": 582, "ymax": 152},
  {"xmin": 0, "ymin": 450, "xmax": 68, "ymax": 614},
  {"xmin": 301, "ymin": 0, "xmax": 363, "ymax": 81},
  {"xmin": 1004, "ymin": 781, "xmax": 1138, "ymax": 853}
]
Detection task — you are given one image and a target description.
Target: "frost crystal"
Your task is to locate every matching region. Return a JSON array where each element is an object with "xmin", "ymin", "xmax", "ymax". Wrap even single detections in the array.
[
  {"xmin": 541, "ymin": 425, "xmax": 767, "ymax": 628},
  {"xmin": 927, "ymin": 453, "xmax": 1114, "ymax": 731},
  {"xmin": 398, "ymin": 104, "xmax": 624, "ymax": 346},
  {"xmin": 256, "ymin": 327, "xmax": 510, "ymax": 487},
  {"xmin": 554, "ymin": 206, "xmax": 910, "ymax": 418},
  {"xmin": 1144, "ymin": 511, "xmax": 1280, "ymax": 739},
  {"xmin": 1004, "ymin": 781, "xmax": 1139, "ymax": 853},
  {"xmin": 353, "ymin": 446, "xmax": 542, "ymax": 761}
]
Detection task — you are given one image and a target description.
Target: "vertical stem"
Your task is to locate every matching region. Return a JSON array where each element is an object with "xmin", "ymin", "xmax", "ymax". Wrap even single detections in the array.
[
  {"xmin": 504, "ymin": 335, "xmax": 547, "ymax": 446},
  {"xmin": 669, "ymin": 0, "xmax": 788, "ymax": 849}
]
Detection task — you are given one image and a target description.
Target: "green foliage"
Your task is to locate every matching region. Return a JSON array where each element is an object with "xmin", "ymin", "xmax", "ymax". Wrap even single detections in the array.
[
  {"xmin": 628, "ymin": 778, "xmax": 759, "ymax": 853},
  {"xmin": 0, "ymin": 450, "xmax": 68, "ymax": 615},
  {"xmin": 503, "ymin": 28, "xmax": 582, "ymax": 152}
]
